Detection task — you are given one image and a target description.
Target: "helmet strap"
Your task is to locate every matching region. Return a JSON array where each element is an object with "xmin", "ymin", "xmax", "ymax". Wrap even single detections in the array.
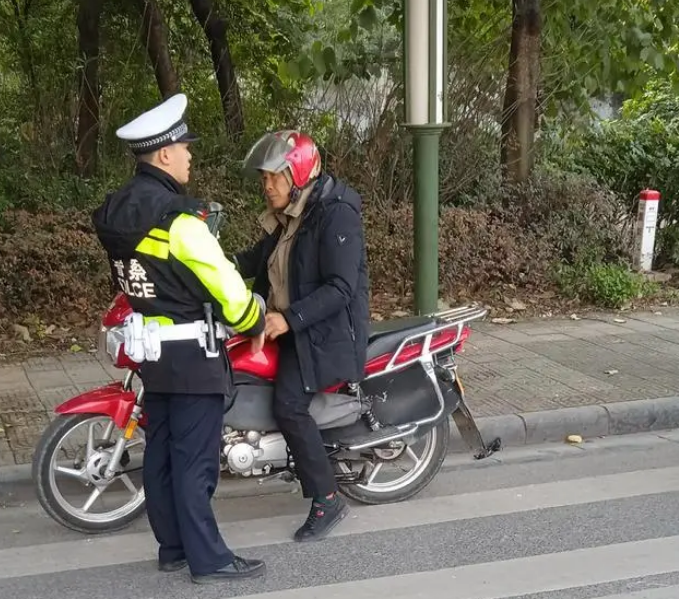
[{"xmin": 290, "ymin": 185, "xmax": 302, "ymax": 204}]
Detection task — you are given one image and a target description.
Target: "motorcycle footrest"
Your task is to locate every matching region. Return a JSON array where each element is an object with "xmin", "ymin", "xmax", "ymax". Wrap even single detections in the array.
[{"xmin": 338, "ymin": 423, "xmax": 419, "ymax": 451}]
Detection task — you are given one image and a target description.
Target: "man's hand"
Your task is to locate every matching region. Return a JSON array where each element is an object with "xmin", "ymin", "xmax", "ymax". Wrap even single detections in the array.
[
  {"xmin": 250, "ymin": 331, "xmax": 265, "ymax": 354},
  {"xmin": 265, "ymin": 312, "xmax": 290, "ymax": 340}
]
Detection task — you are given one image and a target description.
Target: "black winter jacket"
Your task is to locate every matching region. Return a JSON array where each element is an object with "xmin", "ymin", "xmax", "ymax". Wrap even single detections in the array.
[
  {"xmin": 234, "ymin": 174, "xmax": 370, "ymax": 392},
  {"xmin": 92, "ymin": 163, "xmax": 264, "ymax": 396}
]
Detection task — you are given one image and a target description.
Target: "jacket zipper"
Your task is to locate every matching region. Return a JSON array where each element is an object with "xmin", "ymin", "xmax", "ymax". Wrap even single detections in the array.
[{"xmin": 346, "ymin": 306, "xmax": 356, "ymax": 341}]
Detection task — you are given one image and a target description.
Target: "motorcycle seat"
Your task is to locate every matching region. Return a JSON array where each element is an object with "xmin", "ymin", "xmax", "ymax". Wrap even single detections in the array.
[{"xmin": 367, "ymin": 316, "xmax": 437, "ymax": 361}]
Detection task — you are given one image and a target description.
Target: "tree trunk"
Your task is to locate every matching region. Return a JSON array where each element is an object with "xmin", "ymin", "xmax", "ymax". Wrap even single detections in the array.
[
  {"xmin": 189, "ymin": 0, "xmax": 244, "ymax": 139},
  {"xmin": 136, "ymin": 0, "xmax": 179, "ymax": 99},
  {"xmin": 75, "ymin": 0, "xmax": 104, "ymax": 177},
  {"xmin": 500, "ymin": 0, "xmax": 542, "ymax": 185}
]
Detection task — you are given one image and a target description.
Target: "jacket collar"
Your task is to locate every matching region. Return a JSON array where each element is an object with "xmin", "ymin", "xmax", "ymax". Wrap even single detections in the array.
[{"xmin": 135, "ymin": 162, "xmax": 186, "ymax": 195}]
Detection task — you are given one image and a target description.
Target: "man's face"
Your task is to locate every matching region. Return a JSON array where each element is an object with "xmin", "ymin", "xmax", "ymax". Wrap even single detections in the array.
[
  {"xmin": 261, "ymin": 170, "xmax": 292, "ymax": 211},
  {"xmin": 157, "ymin": 142, "xmax": 192, "ymax": 185}
]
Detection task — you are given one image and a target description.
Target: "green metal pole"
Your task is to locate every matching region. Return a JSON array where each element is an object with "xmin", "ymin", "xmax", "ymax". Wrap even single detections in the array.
[{"xmin": 409, "ymin": 123, "xmax": 446, "ymax": 316}]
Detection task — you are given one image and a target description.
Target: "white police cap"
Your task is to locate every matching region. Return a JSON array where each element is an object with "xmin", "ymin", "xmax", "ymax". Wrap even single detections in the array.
[{"xmin": 116, "ymin": 93, "xmax": 199, "ymax": 155}]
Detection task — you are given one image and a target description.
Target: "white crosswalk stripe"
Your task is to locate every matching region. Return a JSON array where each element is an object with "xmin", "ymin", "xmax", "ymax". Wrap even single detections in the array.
[
  {"xmin": 593, "ymin": 590, "xmax": 679, "ymax": 599},
  {"xmin": 234, "ymin": 538, "xmax": 679, "ymax": 599},
  {"xmin": 3, "ymin": 459, "xmax": 679, "ymax": 598}
]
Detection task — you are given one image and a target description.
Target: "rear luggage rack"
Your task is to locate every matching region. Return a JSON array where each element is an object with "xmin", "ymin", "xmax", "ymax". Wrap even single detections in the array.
[{"xmin": 378, "ymin": 304, "xmax": 488, "ymax": 374}]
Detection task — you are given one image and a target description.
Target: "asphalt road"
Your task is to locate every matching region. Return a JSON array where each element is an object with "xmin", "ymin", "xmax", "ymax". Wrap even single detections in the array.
[{"xmin": 3, "ymin": 430, "xmax": 679, "ymax": 598}]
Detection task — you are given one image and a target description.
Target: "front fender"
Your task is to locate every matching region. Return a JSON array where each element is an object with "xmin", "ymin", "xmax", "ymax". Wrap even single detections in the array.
[{"xmin": 55, "ymin": 382, "xmax": 138, "ymax": 429}]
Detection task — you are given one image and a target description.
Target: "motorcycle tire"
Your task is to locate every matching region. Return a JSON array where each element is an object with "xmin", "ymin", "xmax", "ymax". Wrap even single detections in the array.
[
  {"xmin": 338, "ymin": 419, "xmax": 450, "ymax": 505},
  {"xmin": 32, "ymin": 413, "xmax": 147, "ymax": 534}
]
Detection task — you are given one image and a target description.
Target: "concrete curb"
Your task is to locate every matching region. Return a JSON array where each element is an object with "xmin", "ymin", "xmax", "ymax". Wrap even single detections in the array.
[
  {"xmin": 449, "ymin": 395, "xmax": 679, "ymax": 452},
  {"xmin": 3, "ymin": 396, "xmax": 679, "ymax": 486}
]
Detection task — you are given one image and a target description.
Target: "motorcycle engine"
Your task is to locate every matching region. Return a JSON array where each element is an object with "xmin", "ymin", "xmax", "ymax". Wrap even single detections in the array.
[{"xmin": 221, "ymin": 429, "xmax": 288, "ymax": 477}]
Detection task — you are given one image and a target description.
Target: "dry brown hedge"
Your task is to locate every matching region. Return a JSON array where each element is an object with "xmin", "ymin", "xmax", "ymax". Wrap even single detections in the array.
[
  {"xmin": 0, "ymin": 210, "xmax": 111, "ymax": 328},
  {"xmin": 0, "ymin": 171, "xmax": 633, "ymax": 334}
]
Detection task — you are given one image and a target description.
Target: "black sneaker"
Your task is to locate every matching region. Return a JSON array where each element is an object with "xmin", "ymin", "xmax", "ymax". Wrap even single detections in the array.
[
  {"xmin": 158, "ymin": 558, "xmax": 187, "ymax": 572},
  {"xmin": 294, "ymin": 495, "xmax": 349, "ymax": 542},
  {"xmin": 191, "ymin": 556, "xmax": 266, "ymax": 584}
]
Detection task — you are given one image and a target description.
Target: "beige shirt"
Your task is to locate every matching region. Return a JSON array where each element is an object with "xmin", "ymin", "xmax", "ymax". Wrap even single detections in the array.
[{"xmin": 259, "ymin": 187, "xmax": 313, "ymax": 312}]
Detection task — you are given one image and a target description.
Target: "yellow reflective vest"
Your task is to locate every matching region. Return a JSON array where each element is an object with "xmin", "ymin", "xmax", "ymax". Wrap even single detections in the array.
[{"xmin": 92, "ymin": 162, "xmax": 263, "ymax": 394}]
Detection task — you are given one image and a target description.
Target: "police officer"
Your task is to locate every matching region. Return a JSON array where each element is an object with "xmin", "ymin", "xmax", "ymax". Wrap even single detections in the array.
[{"xmin": 91, "ymin": 93, "xmax": 266, "ymax": 584}]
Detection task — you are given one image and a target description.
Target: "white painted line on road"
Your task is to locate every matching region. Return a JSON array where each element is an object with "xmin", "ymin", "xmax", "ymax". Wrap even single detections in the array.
[
  {"xmin": 3, "ymin": 465, "xmax": 679, "ymax": 580},
  {"xmin": 593, "ymin": 585, "xmax": 679, "ymax": 598},
  {"xmin": 234, "ymin": 537, "xmax": 679, "ymax": 599}
]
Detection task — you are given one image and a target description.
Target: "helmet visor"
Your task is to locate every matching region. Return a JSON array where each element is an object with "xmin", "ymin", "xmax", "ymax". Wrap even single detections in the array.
[{"xmin": 242, "ymin": 133, "xmax": 291, "ymax": 179}]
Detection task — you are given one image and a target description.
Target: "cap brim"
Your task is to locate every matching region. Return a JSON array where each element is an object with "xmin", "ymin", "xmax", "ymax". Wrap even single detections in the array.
[{"xmin": 178, "ymin": 130, "xmax": 200, "ymax": 144}]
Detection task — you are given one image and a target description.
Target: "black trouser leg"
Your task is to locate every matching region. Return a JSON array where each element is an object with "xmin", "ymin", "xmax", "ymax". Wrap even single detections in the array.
[
  {"xmin": 168, "ymin": 393, "xmax": 234, "ymax": 575},
  {"xmin": 144, "ymin": 392, "xmax": 235, "ymax": 575},
  {"xmin": 273, "ymin": 337, "xmax": 337, "ymax": 499},
  {"xmin": 143, "ymin": 393, "xmax": 184, "ymax": 564}
]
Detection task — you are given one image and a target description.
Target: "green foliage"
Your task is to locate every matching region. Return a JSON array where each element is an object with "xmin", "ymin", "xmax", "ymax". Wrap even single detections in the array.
[
  {"xmin": 278, "ymin": 0, "xmax": 402, "ymax": 85},
  {"xmin": 445, "ymin": 0, "xmax": 679, "ymax": 116},
  {"xmin": 549, "ymin": 78, "xmax": 679, "ymax": 264},
  {"xmin": 555, "ymin": 259, "xmax": 657, "ymax": 309},
  {"xmin": 2, "ymin": 0, "xmax": 679, "ymax": 331},
  {"xmin": 540, "ymin": 0, "xmax": 679, "ymax": 114}
]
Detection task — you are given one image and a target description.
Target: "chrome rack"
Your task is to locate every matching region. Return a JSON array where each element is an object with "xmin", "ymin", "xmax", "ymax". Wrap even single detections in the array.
[{"xmin": 380, "ymin": 304, "xmax": 488, "ymax": 375}]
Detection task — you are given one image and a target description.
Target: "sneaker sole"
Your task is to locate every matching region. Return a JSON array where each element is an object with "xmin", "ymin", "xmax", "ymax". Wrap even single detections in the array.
[
  {"xmin": 294, "ymin": 503, "xmax": 350, "ymax": 543},
  {"xmin": 158, "ymin": 561, "xmax": 187, "ymax": 572},
  {"xmin": 191, "ymin": 564, "xmax": 267, "ymax": 585}
]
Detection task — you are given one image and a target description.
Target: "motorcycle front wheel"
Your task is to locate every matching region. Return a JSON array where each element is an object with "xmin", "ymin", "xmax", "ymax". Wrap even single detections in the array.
[
  {"xmin": 32, "ymin": 413, "xmax": 147, "ymax": 534},
  {"xmin": 336, "ymin": 419, "xmax": 450, "ymax": 505}
]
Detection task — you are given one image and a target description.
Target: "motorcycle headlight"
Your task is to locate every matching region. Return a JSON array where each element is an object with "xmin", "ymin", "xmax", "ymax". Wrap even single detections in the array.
[{"xmin": 97, "ymin": 325, "xmax": 126, "ymax": 367}]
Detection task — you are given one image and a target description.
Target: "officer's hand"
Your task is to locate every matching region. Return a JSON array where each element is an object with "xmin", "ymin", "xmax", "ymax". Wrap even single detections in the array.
[
  {"xmin": 251, "ymin": 331, "xmax": 265, "ymax": 354},
  {"xmin": 265, "ymin": 312, "xmax": 290, "ymax": 340}
]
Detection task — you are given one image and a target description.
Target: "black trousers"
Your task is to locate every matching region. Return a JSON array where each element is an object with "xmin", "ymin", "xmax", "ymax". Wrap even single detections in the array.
[
  {"xmin": 273, "ymin": 334, "xmax": 337, "ymax": 498},
  {"xmin": 142, "ymin": 392, "xmax": 234, "ymax": 575}
]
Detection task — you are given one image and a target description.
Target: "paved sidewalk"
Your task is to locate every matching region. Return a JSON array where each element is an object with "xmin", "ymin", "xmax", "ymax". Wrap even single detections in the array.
[{"xmin": 2, "ymin": 308, "xmax": 679, "ymax": 467}]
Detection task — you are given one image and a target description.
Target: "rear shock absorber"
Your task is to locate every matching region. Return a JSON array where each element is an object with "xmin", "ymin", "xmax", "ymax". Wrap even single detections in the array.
[
  {"xmin": 349, "ymin": 383, "xmax": 382, "ymax": 432},
  {"xmin": 363, "ymin": 408, "xmax": 381, "ymax": 431}
]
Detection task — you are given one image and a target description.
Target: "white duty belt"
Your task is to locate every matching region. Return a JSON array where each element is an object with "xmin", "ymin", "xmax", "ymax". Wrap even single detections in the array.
[{"xmin": 122, "ymin": 312, "xmax": 231, "ymax": 363}]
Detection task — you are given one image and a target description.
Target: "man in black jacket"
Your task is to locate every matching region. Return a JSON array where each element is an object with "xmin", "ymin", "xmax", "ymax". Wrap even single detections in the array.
[{"xmin": 235, "ymin": 130, "xmax": 370, "ymax": 541}]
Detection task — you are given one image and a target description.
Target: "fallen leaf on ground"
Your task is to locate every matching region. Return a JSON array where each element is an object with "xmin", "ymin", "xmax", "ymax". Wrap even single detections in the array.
[
  {"xmin": 491, "ymin": 317, "xmax": 516, "ymax": 325},
  {"xmin": 12, "ymin": 324, "xmax": 31, "ymax": 342},
  {"xmin": 504, "ymin": 297, "xmax": 527, "ymax": 311}
]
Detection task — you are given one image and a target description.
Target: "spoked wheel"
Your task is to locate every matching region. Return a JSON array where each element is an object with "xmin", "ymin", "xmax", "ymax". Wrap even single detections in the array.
[
  {"xmin": 32, "ymin": 413, "xmax": 147, "ymax": 534},
  {"xmin": 336, "ymin": 420, "xmax": 450, "ymax": 504}
]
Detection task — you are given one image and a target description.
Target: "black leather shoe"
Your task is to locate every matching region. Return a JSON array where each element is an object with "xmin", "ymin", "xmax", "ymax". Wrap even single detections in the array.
[
  {"xmin": 191, "ymin": 556, "xmax": 266, "ymax": 584},
  {"xmin": 158, "ymin": 559, "xmax": 187, "ymax": 572},
  {"xmin": 294, "ymin": 495, "xmax": 349, "ymax": 542}
]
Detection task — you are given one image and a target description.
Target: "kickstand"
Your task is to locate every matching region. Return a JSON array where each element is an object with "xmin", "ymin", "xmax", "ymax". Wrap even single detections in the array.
[{"xmin": 451, "ymin": 395, "xmax": 502, "ymax": 460}]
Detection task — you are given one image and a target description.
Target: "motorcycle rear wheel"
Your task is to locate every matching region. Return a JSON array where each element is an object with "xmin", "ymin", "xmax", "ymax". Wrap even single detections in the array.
[{"xmin": 337, "ymin": 419, "xmax": 450, "ymax": 505}]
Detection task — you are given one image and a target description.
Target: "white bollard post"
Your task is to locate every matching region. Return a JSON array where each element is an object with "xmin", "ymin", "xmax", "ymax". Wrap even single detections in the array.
[{"xmin": 633, "ymin": 189, "xmax": 660, "ymax": 272}]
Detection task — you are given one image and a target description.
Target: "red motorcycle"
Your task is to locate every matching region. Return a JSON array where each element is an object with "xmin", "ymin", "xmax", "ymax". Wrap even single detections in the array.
[{"xmin": 32, "ymin": 293, "xmax": 499, "ymax": 534}]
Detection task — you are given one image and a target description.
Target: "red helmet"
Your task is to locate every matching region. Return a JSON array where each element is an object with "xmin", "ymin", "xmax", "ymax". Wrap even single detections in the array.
[{"xmin": 242, "ymin": 130, "xmax": 321, "ymax": 189}]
